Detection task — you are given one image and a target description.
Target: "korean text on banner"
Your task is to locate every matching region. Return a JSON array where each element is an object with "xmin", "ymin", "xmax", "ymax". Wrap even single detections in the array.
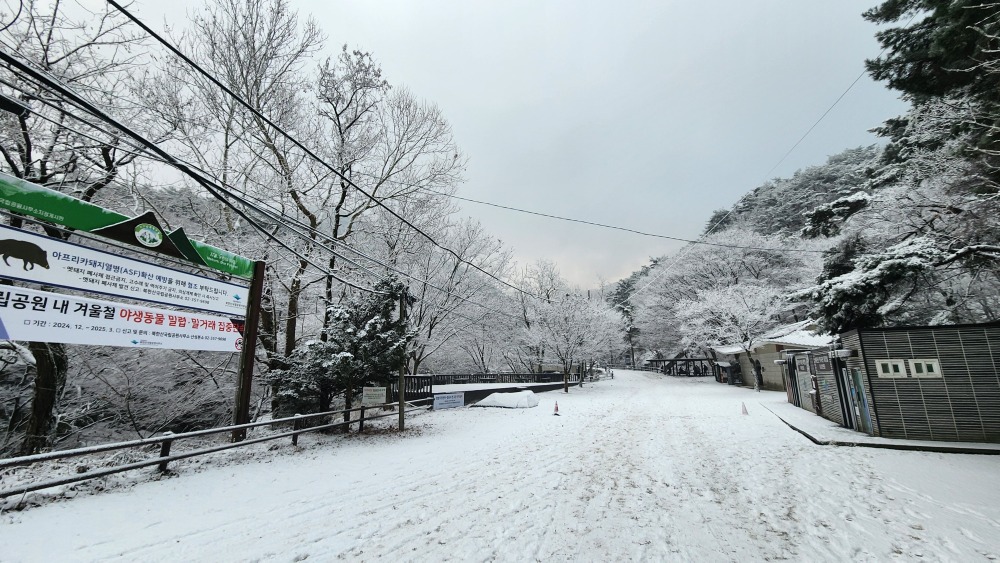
[
  {"xmin": 0, "ymin": 287, "xmax": 244, "ymax": 352},
  {"xmin": 0, "ymin": 224, "xmax": 248, "ymax": 317}
]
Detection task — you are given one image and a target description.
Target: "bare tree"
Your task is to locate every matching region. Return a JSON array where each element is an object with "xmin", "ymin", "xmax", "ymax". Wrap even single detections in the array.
[
  {"xmin": 523, "ymin": 293, "xmax": 623, "ymax": 392},
  {"xmin": 0, "ymin": 0, "xmax": 151, "ymax": 454}
]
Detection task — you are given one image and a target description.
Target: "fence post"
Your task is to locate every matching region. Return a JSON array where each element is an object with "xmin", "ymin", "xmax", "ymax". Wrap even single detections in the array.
[
  {"xmin": 291, "ymin": 414, "xmax": 301, "ymax": 446},
  {"xmin": 157, "ymin": 431, "xmax": 174, "ymax": 472},
  {"xmin": 359, "ymin": 406, "xmax": 365, "ymax": 433}
]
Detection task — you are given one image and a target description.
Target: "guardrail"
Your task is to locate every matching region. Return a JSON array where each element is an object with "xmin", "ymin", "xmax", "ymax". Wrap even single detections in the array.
[
  {"xmin": 608, "ymin": 365, "xmax": 661, "ymax": 372},
  {"xmin": 0, "ymin": 399, "xmax": 431, "ymax": 500},
  {"xmin": 432, "ymin": 373, "xmax": 575, "ymax": 385}
]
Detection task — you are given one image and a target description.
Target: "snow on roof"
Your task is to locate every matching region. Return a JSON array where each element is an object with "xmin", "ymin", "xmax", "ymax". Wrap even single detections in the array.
[
  {"xmin": 712, "ymin": 344, "xmax": 746, "ymax": 355},
  {"xmin": 762, "ymin": 319, "xmax": 831, "ymax": 349},
  {"xmin": 762, "ymin": 318, "xmax": 815, "ymax": 340},
  {"xmin": 712, "ymin": 319, "xmax": 831, "ymax": 354},
  {"xmin": 766, "ymin": 329, "xmax": 832, "ymax": 349}
]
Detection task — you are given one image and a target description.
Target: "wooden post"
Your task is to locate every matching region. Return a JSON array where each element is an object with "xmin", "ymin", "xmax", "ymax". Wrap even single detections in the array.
[
  {"xmin": 157, "ymin": 432, "xmax": 174, "ymax": 472},
  {"xmin": 232, "ymin": 260, "xmax": 266, "ymax": 442},
  {"xmin": 359, "ymin": 406, "xmax": 366, "ymax": 433},
  {"xmin": 398, "ymin": 294, "xmax": 407, "ymax": 431},
  {"xmin": 291, "ymin": 414, "xmax": 301, "ymax": 446}
]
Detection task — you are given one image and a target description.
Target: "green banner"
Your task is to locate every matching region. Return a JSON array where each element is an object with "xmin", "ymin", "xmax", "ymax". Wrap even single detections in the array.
[{"xmin": 0, "ymin": 172, "xmax": 253, "ymax": 279}]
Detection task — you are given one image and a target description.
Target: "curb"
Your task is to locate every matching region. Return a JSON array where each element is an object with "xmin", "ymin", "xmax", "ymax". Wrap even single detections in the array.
[{"xmin": 758, "ymin": 403, "xmax": 1000, "ymax": 456}]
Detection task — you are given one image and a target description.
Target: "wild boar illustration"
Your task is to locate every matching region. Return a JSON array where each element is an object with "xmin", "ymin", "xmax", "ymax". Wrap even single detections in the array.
[{"xmin": 0, "ymin": 239, "xmax": 50, "ymax": 270}]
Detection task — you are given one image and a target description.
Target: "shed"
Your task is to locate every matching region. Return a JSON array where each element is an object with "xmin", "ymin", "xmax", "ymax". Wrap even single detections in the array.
[{"xmin": 833, "ymin": 323, "xmax": 1000, "ymax": 443}]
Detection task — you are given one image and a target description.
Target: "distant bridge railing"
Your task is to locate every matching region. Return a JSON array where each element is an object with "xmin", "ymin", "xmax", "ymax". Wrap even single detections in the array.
[
  {"xmin": 608, "ymin": 364, "xmax": 660, "ymax": 372},
  {"xmin": 431, "ymin": 373, "xmax": 574, "ymax": 386}
]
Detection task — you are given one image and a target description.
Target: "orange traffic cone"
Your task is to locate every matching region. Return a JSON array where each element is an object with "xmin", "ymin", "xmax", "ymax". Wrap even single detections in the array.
[
  {"xmin": 554, "ymin": 401, "xmax": 560, "ymax": 416},
  {"xmin": 741, "ymin": 402, "xmax": 749, "ymax": 415}
]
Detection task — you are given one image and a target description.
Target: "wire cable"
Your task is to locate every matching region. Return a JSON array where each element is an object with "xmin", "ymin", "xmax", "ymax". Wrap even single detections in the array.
[
  {"xmin": 0, "ymin": 69, "xmax": 523, "ymax": 319},
  {"xmin": 5, "ymin": 71, "xmax": 824, "ymax": 260},
  {"xmin": 105, "ymin": 0, "xmax": 550, "ymax": 304},
  {"xmin": 0, "ymin": 63, "xmax": 386, "ymax": 290},
  {"xmin": 0, "ymin": 1, "xmax": 22, "ymax": 33},
  {"xmin": 418, "ymin": 187, "xmax": 827, "ymax": 253},
  {"xmin": 761, "ymin": 12, "xmax": 920, "ymax": 180},
  {"xmin": 0, "ymin": 50, "xmax": 386, "ymax": 295},
  {"xmin": 615, "ymin": 12, "xmax": 925, "ymax": 309}
]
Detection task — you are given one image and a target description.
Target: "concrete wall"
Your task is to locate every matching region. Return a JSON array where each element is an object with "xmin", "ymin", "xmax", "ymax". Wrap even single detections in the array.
[{"xmin": 734, "ymin": 344, "xmax": 786, "ymax": 391}]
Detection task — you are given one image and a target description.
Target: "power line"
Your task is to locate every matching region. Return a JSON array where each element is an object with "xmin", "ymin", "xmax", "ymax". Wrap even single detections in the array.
[
  {"xmin": 419, "ymin": 187, "xmax": 827, "ymax": 254},
  {"xmin": 0, "ymin": 1, "xmax": 22, "ymax": 33},
  {"xmin": 105, "ymin": 0, "xmax": 551, "ymax": 305},
  {"xmin": 762, "ymin": 72, "xmax": 869, "ymax": 180},
  {"xmin": 0, "ymin": 77, "xmax": 821, "ymax": 259},
  {"xmin": 761, "ymin": 12, "xmax": 920, "ymax": 180},
  {"xmin": 0, "ymin": 63, "xmax": 397, "ymax": 292},
  {"xmin": 0, "ymin": 74, "xmax": 374, "ymax": 275},
  {"xmin": 0, "ymin": 69, "xmax": 523, "ymax": 320},
  {"xmin": 0, "ymin": 51, "xmax": 387, "ymax": 295},
  {"xmin": 615, "ymin": 13, "xmax": 923, "ymax": 309}
]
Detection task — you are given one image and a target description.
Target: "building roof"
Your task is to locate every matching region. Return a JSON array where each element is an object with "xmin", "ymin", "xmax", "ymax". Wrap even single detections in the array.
[
  {"xmin": 762, "ymin": 319, "xmax": 832, "ymax": 349},
  {"xmin": 712, "ymin": 319, "xmax": 831, "ymax": 355}
]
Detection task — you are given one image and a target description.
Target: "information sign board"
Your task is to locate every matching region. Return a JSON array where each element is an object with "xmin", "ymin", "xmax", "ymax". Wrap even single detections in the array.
[
  {"xmin": 0, "ymin": 286, "xmax": 243, "ymax": 352},
  {"xmin": 433, "ymin": 392, "xmax": 465, "ymax": 410},
  {"xmin": 361, "ymin": 387, "xmax": 387, "ymax": 406},
  {"xmin": 0, "ymin": 224, "xmax": 248, "ymax": 316}
]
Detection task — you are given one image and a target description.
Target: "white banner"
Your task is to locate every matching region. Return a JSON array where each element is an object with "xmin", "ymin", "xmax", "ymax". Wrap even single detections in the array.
[
  {"xmin": 361, "ymin": 387, "xmax": 387, "ymax": 406},
  {"xmin": 0, "ymin": 224, "xmax": 248, "ymax": 316},
  {"xmin": 433, "ymin": 392, "xmax": 465, "ymax": 410},
  {"xmin": 0, "ymin": 287, "xmax": 243, "ymax": 352}
]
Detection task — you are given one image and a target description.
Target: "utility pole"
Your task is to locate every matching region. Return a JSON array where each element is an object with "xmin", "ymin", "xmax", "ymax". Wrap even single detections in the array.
[
  {"xmin": 398, "ymin": 293, "xmax": 407, "ymax": 431},
  {"xmin": 233, "ymin": 260, "xmax": 266, "ymax": 442}
]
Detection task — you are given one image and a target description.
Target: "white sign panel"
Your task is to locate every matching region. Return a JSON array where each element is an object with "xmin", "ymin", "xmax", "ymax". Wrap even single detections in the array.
[
  {"xmin": 0, "ymin": 287, "xmax": 243, "ymax": 352},
  {"xmin": 361, "ymin": 387, "xmax": 387, "ymax": 406},
  {"xmin": 0, "ymin": 224, "xmax": 248, "ymax": 316},
  {"xmin": 433, "ymin": 392, "xmax": 465, "ymax": 410}
]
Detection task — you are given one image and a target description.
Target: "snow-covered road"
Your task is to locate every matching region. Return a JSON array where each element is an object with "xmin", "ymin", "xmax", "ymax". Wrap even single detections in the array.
[{"xmin": 2, "ymin": 370, "xmax": 999, "ymax": 561}]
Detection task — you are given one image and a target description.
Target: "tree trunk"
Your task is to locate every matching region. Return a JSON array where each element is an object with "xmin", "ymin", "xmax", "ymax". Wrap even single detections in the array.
[
  {"xmin": 342, "ymin": 386, "xmax": 353, "ymax": 431},
  {"xmin": 321, "ymin": 256, "xmax": 335, "ymax": 342},
  {"xmin": 283, "ymin": 269, "xmax": 304, "ymax": 358},
  {"xmin": 20, "ymin": 342, "xmax": 68, "ymax": 455}
]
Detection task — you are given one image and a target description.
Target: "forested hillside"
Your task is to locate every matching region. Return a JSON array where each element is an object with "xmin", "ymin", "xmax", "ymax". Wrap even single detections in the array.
[
  {"xmin": 619, "ymin": 0, "xmax": 1000, "ymax": 360},
  {"xmin": 703, "ymin": 146, "xmax": 880, "ymax": 236}
]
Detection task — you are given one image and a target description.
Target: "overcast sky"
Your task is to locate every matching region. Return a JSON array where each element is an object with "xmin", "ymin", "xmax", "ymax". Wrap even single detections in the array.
[{"xmin": 139, "ymin": 0, "xmax": 907, "ymax": 288}]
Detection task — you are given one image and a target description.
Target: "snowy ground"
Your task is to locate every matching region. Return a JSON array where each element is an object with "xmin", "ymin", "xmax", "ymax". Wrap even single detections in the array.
[{"xmin": 2, "ymin": 370, "xmax": 999, "ymax": 562}]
